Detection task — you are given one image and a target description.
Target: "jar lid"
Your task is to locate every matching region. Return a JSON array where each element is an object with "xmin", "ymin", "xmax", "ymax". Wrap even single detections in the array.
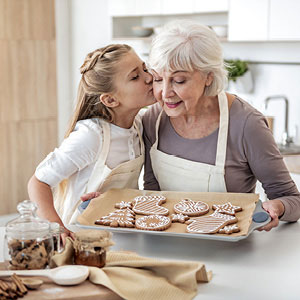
[
  {"xmin": 74, "ymin": 230, "xmax": 114, "ymax": 251},
  {"xmin": 6, "ymin": 200, "xmax": 50, "ymax": 239}
]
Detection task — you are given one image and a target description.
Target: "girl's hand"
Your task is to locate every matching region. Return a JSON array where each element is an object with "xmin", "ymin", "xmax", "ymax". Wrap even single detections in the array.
[
  {"xmin": 60, "ymin": 227, "xmax": 76, "ymax": 247},
  {"xmin": 258, "ymin": 199, "xmax": 285, "ymax": 232},
  {"xmin": 80, "ymin": 192, "xmax": 101, "ymax": 202}
]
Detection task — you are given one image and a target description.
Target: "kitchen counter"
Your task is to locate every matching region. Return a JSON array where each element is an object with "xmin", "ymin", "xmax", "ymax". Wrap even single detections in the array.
[
  {"xmin": 283, "ymin": 154, "xmax": 300, "ymax": 174},
  {"xmin": 1, "ymin": 222, "xmax": 299, "ymax": 300}
]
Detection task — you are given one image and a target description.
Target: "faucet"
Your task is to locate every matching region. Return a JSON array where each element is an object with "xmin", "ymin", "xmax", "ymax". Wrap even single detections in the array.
[{"xmin": 264, "ymin": 95, "xmax": 293, "ymax": 146}]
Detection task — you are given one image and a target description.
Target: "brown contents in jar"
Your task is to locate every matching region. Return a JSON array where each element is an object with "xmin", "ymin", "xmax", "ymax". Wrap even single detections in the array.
[
  {"xmin": 75, "ymin": 247, "xmax": 106, "ymax": 268},
  {"xmin": 73, "ymin": 230, "xmax": 113, "ymax": 268},
  {"xmin": 8, "ymin": 238, "xmax": 52, "ymax": 270}
]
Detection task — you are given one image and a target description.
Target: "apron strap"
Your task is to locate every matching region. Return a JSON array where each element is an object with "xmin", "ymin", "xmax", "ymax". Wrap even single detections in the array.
[
  {"xmin": 133, "ymin": 117, "xmax": 144, "ymax": 154},
  {"xmin": 215, "ymin": 91, "xmax": 229, "ymax": 168},
  {"xmin": 97, "ymin": 120, "xmax": 111, "ymax": 165},
  {"xmin": 153, "ymin": 110, "xmax": 164, "ymax": 150}
]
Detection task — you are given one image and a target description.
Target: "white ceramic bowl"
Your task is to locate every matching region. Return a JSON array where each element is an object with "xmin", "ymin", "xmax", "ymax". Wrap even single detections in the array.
[{"xmin": 131, "ymin": 26, "xmax": 154, "ymax": 37}]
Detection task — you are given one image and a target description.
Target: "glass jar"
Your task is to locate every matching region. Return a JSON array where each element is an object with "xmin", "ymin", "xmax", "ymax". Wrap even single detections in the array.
[
  {"xmin": 50, "ymin": 222, "xmax": 64, "ymax": 253},
  {"xmin": 4, "ymin": 200, "xmax": 54, "ymax": 270},
  {"xmin": 73, "ymin": 230, "xmax": 113, "ymax": 268}
]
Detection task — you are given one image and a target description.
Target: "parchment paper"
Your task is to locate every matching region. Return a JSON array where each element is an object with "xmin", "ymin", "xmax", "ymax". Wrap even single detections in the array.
[{"xmin": 77, "ymin": 188, "xmax": 259, "ymax": 237}]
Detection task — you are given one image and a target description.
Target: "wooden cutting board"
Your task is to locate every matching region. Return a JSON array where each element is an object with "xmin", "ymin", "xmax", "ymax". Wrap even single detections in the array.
[{"xmin": 0, "ymin": 263, "xmax": 122, "ymax": 300}]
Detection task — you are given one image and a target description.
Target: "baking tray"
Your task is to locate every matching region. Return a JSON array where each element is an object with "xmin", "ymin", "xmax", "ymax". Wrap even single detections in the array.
[{"xmin": 76, "ymin": 190, "xmax": 270, "ymax": 242}]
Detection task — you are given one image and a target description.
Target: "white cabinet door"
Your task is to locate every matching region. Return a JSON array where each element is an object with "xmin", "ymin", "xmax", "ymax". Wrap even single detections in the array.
[
  {"xmin": 228, "ymin": 0, "xmax": 269, "ymax": 41},
  {"xmin": 109, "ymin": 0, "xmax": 137, "ymax": 16},
  {"xmin": 193, "ymin": 0, "xmax": 229, "ymax": 13},
  {"xmin": 269, "ymin": 0, "xmax": 300, "ymax": 40},
  {"xmin": 135, "ymin": 0, "xmax": 161, "ymax": 15},
  {"xmin": 161, "ymin": 0, "xmax": 194, "ymax": 15}
]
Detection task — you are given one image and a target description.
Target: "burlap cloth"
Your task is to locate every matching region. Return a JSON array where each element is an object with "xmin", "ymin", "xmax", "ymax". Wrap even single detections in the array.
[{"xmin": 51, "ymin": 238, "xmax": 212, "ymax": 300}]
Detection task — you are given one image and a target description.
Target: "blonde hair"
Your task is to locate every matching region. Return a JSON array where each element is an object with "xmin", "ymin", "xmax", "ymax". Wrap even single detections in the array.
[
  {"xmin": 56, "ymin": 44, "xmax": 132, "ymax": 212},
  {"xmin": 148, "ymin": 20, "xmax": 228, "ymax": 96}
]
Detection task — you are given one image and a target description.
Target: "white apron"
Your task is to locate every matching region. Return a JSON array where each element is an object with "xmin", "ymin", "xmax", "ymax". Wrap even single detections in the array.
[
  {"xmin": 67, "ymin": 118, "xmax": 144, "ymax": 224},
  {"xmin": 149, "ymin": 91, "xmax": 228, "ymax": 193}
]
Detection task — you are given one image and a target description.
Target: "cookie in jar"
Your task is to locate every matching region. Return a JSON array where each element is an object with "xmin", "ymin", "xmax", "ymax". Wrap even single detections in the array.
[
  {"xmin": 4, "ymin": 200, "xmax": 54, "ymax": 270},
  {"xmin": 73, "ymin": 230, "xmax": 114, "ymax": 268}
]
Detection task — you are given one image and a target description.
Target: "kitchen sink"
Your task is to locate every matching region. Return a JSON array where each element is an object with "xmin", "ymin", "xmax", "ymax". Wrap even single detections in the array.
[{"xmin": 277, "ymin": 144, "xmax": 300, "ymax": 155}]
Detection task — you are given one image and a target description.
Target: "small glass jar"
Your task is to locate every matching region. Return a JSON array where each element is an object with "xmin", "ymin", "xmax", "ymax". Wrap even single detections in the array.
[
  {"xmin": 50, "ymin": 222, "xmax": 64, "ymax": 253},
  {"xmin": 4, "ymin": 200, "xmax": 54, "ymax": 270},
  {"xmin": 73, "ymin": 230, "xmax": 113, "ymax": 268}
]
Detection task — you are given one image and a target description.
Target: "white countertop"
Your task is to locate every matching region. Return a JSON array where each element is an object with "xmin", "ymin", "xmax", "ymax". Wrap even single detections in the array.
[{"xmin": 1, "ymin": 222, "xmax": 300, "ymax": 300}]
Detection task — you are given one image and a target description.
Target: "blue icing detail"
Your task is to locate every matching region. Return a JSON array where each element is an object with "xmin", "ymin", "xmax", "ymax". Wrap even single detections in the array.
[{"xmin": 252, "ymin": 211, "xmax": 269, "ymax": 223}]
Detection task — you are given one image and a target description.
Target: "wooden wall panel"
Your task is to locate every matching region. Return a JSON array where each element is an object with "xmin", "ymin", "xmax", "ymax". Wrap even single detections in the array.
[
  {"xmin": 0, "ymin": 0, "xmax": 55, "ymax": 40},
  {"xmin": 0, "ymin": 0, "xmax": 57, "ymax": 215}
]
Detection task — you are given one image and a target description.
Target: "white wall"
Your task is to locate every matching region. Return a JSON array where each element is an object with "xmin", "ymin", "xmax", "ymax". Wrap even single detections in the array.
[{"xmin": 55, "ymin": 0, "xmax": 110, "ymax": 142}]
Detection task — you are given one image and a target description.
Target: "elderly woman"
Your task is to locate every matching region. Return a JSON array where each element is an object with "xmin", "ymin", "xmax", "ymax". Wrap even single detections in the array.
[{"xmin": 142, "ymin": 20, "xmax": 300, "ymax": 231}]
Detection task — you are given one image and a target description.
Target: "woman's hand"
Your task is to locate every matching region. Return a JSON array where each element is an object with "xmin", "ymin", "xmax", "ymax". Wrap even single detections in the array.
[
  {"xmin": 258, "ymin": 199, "xmax": 285, "ymax": 232},
  {"xmin": 80, "ymin": 192, "xmax": 101, "ymax": 202}
]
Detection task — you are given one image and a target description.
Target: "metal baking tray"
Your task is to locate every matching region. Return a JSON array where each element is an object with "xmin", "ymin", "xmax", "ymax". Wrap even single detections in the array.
[{"xmin": 77, "ymin": 200, "xmax": 270, "ymax": 242}]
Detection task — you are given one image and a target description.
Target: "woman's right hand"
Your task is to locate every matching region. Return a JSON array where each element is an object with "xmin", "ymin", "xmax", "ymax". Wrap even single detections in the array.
[{"xmin": 80, "ymin": 192, "xmax": 101, "ymax": 202}]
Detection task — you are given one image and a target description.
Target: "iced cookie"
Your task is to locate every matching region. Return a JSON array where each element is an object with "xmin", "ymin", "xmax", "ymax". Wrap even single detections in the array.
[
  {"xmin": 186, "ymin": 211, "xmax": 238, "ymax": 234},
  {"xmin": 133, "ymin": 195, "xmax": 169, "ymax": 215},
  {"xmin": 218, "ymin": 224, "xmax": 240, "ymax": 234},
  {"xmin": 95, "ymin": 208, "xmax": 135, "ymax": 228},
  {"xmin": 174, "ymin": 198, "xmax": 209, "ymax": 216},
  {"xmin": 135, "ymin": 215, "xmax": 171, "ymax": 231},
  {"xmin": 115, "ymin": 201, "xmax": 132, "ymax": 209},
  {"xmin": 212, "ymin": 202, "xmax": 242, "ymax": 215},
  {"xmin": 171, "ymin": 213, "xmax": 189, "ymax": 223}
]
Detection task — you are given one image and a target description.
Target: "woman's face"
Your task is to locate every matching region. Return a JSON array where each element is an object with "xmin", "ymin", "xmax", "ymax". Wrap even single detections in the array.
[
  {"xmin": 112, "ymin": 50, "xmax": 156, "ymax": 110},
  {"xmin": 152, "ymin": 69, "xmax": 211, "ymax": 117}
]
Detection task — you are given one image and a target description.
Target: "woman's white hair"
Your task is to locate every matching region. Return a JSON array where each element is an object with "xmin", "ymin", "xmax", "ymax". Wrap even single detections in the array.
[{"xmin": 148, "ymin": 20, "xmax": 228, "ymax": 96}]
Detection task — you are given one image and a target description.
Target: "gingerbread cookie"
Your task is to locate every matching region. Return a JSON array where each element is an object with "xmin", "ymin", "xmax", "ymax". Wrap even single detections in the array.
[
  {"xmin": 186, "ymin": 211, "xmax": 238, "ymax": 234},
  {"xmin": 115, "ymin": 201, "xmax": 132, "ymax": 209},
  {"xmin": 174, "ymin": 198, "xmax": 209, "ymax": 216},
  {"xmin": 132, "ymin": 195, "xmax": 169, "ymax": 215},
  {"xmin": 218, "ymin": 224, "xmax": 240, "ymax": 234},
  {"xmin": 135, "ymin": 215, "xmax": 171, "ymax": 231},
  {"xmin": 212, "ymin": 202, "xmax": 242, "ymax": 215},
  {"xmin": 171, "ymin": 213, "xmax": 189, "ymax": 223},
  {"xmin": 95, "ymin": 208, "xmax": 135, "ymax": 228}
]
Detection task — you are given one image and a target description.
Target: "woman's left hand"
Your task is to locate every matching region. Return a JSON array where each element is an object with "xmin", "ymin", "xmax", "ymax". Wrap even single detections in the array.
[{"xmin": 258, "ymin": 199, "xmax": 285, "ymax": 231}]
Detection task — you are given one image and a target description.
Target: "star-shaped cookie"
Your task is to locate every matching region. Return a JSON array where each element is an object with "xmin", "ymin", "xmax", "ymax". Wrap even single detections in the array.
[{"xmin": 212, "ymin": 202, "xmax": 242, "ymax": 215}]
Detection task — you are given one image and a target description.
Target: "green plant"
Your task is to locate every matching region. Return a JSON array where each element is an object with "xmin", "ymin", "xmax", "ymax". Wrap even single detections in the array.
[{"xmin": 225, "ymin": 59, "xmax": 248, "ymax": 82}]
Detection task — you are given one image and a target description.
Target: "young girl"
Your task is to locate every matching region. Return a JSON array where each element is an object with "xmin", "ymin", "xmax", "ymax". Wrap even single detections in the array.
[{"xmin": 28, "ymin": 44, "xmax": 155, "ymax": 233}]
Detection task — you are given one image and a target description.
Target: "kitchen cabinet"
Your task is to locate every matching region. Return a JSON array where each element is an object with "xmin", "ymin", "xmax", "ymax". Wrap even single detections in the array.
[
  {"xmin": 109, "ymin": 0, "xmax": 228, "ymax": 42},
  {"xmin": 228, "ymin": 0, "xmax": 269, "ymax": 41},
  {"xmin": 228, "ymin": 0, "xmax": 300, "ymax": 41},
  {"xmin": 161, "ymin": 0, "xmax": 194, "ymax": 15},
  {"xmin": 193, "ymin": 0, "xmax": 229, "ymax": 13},
  {"xmin": 269, "ymin": 0, "xmax": 300, "ymax": 40}
]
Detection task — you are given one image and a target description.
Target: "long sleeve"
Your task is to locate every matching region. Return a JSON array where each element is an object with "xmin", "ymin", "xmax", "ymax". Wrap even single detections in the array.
[
  {"xmin": 35, "ymin": 119, "xmax": 102, "ymax": 187},
  {"xmin": 242, "ymin": 111, "xmax": 300, "ymax": 222}
]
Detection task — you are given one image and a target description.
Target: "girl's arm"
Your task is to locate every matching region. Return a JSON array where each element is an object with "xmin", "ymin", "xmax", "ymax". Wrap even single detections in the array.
[{"xmin": 28, "ymin": 175, "xmax": 65, "ymax": 229}]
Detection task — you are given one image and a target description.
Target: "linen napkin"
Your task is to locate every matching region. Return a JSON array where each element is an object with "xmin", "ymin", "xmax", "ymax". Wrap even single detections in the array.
[{"xmin": 51, "ymin": 238, "xmax": 212, "ymax": 300}]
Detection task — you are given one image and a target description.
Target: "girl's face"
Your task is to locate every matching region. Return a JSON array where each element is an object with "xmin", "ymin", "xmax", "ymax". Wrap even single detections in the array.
[
  {"xmin": 152, "ymin": 69, "xmax": 212, "ymax": 117},
  {"xmin": 112, "ymin": 50, "xmax": 156, "ymax": 110}
]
